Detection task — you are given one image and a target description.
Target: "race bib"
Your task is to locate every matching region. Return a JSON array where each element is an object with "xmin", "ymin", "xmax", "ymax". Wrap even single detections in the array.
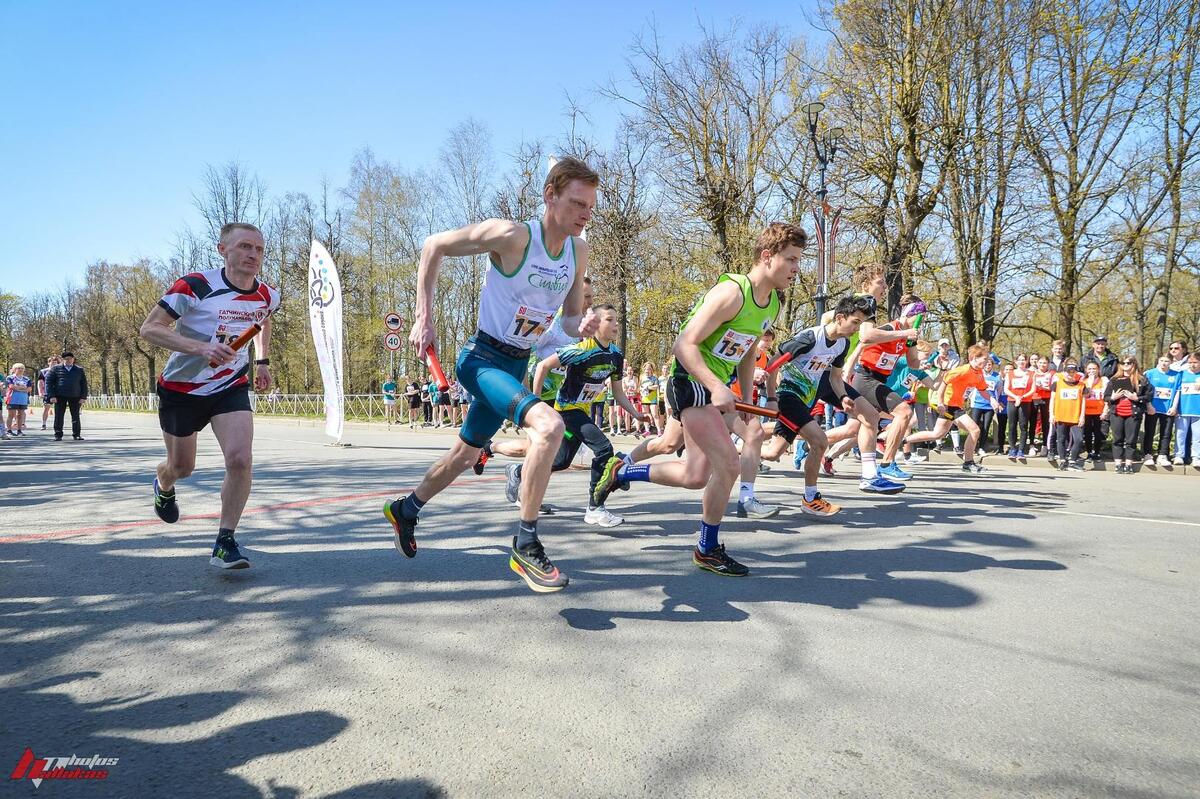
[
  {"xmin": 1181, "ymin": 381, "xmax": 1200, "ymax": 395},
  {"xmin": 1154, "ymin": 386, "xmax": 1173, "ymax": 400},
  {"xmin": 508, "ymin": 306, "xmax": 555, "ymax": 343},
  {"xmin": 1035, "ymin": 375, "xmax": 1052, "ymax": 390},
  {"xmin": 711, "ymin": 329, "xmax": 757, "ymax": 363},
  {"xmin": 1087, "ymin": 388, "xmax": 1104, "ymax": 400},
  {"xmin": 1010, "ymin": 375, "xmax": 1029, "ymax": 389},
  {"xmin": 1059, "ymin": 388, "xmax": 1080, "ymax": 400},
  {"xmin": 875, "ymin": 352, "xmax": 900, "ymax": 372},
  {"xmin": 577, "ymin": 381, "xmax": 607, "ymax": 403}
]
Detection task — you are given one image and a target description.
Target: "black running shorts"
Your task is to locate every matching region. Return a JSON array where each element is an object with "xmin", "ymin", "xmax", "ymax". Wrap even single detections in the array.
[
  {"xmin": 157, "ymin": 385, "xmax": 252, "ymax": 437},
  {"xmin": 774, "ymin": 378, "xmax": 861, "ymax": 443},
  {"xmin": 849, "ymin": 367, "xmax": 905, "ymax": 413},
  {"xmin": 666, "ymin": 375, "xmax": 713, "ymax": 415}
]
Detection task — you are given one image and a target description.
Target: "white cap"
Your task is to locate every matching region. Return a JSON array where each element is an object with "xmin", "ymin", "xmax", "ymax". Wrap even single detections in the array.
[{"xmin": 938, "ymin": 338, "xmax": 950, "ymax": 346}]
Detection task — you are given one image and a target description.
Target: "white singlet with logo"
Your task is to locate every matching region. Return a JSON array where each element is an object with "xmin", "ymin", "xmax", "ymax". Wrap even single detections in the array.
[{"xmin": 477, "ymin": 220, "xmax": 577, "ymax": 351}]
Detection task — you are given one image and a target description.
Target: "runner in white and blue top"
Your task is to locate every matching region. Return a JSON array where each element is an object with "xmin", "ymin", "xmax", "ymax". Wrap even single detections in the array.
[{"xmin": 385, "ymin": 156, "xmax": 600, "ymax": 594}]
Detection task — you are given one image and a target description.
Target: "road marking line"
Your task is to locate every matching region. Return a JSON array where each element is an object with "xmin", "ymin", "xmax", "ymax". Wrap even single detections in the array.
[
  {"xmin": 1042, "ymin": 508, "xmax": 1200, "ymax": 528},
  {"xmin": 0, "ymin": 475, "xmax": 506, "ymax": 544}
]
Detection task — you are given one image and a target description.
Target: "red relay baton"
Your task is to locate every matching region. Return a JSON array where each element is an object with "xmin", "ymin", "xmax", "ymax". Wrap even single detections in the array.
[
  {"xmin": 765, "ymin": 352, "xmax": 793, "ymax": 374},
  {"xmin": 209, "ymin": 323, "xmax": 262, "ymax": 368},
  {"xmin": 734, "ymin": 401, "xmax": 778, "ymax": 419},
  {"xmin": 426, "ymin": 346, "xmax": 450, "ymax": 392}
]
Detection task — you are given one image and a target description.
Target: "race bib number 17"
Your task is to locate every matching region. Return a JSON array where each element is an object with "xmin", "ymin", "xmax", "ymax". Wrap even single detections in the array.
[{"xmin": 509, "ymin": 306, "xmax": 555, "ymax": 342}]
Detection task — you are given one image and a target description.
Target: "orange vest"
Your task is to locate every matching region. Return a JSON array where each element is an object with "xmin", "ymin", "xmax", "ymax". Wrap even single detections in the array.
[
  {"xmin": 1052, "ymin": 374, "xmax": 1086, "ymax": 423},
  {"xmin": 859, "ymin": 322, "xmax": 907, "ymax": 375},
  {"xmin": 1083, "ymin": 376, "xmax": 1107, "ymax": 415}
]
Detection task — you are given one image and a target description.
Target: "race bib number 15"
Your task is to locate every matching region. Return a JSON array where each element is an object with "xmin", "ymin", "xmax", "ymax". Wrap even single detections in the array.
[{"xmin": 712, "ymin": 329, "xmax": 757, "ymax": 363}]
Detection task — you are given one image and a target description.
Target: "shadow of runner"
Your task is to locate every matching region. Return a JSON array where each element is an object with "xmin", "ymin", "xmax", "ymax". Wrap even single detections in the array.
[
  {"xmin": 559, "ymin": 542, "xmax": 1065, "ymax": 631},
  {"xmin": 0, "ymin": 673, "xmax": 348, "ymax": 798}
]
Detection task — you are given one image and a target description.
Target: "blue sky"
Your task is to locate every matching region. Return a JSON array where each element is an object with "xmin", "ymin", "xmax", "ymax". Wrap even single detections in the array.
[{"xmin": 0, "ymin": 0, "xmax": 820, "ymax": 296}]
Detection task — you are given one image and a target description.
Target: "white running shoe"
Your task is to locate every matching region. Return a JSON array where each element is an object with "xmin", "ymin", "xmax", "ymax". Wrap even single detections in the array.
[
  {"xmin": 1173, "ymin": 456, "xmax": 1185, "ymax": 466},
  {"xmin": 1157, "ymin": 455, "xmax": 1171, "ymax": 467},
  {"xmin": 735, "ymin": 497, "xmax": 779, "ymax": 518},
  {"xmin": 584, "ymin": 506, "xmax": 624, "ymax": 527},
  {"xmin": 1143, "ymin": 454, "xmax": 1155, "ymax": 466}
]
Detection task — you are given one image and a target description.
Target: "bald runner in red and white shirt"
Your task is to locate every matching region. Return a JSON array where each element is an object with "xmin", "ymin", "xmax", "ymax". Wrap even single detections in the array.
[{"xmin": 157, "ymin": 267, "xmax": 280, "ymax": 396}]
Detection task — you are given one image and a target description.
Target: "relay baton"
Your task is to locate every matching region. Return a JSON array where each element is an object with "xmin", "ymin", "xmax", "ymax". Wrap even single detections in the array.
[
  {"xmin": 734, "ymin": 401, "xmax": 778, "ymax": 419},
  {"xmin": 210, "ymin": 323, "xmax": 262, "ymax": 367},
  {"xmin": 765, "ymin": 352, "xmax": 793, "ymax": 374},
  {"xmin": 426, "ymin": 346, "xmax": 450, "ymax": 392}
]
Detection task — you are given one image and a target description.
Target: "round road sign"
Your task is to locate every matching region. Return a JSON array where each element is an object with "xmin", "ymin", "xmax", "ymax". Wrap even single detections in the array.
[
  {"xmin": 383, "ymin": 332, "xmax": 404, "ymax": 351},
  {"xmin": 384, "ymin": 311, "xmax": 403, "ymax": 331}
]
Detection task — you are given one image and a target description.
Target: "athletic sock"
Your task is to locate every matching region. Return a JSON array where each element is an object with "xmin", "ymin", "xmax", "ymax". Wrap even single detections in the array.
[
  {"xmin": 621, "ymin": 452, "xmax": 634, "ymax": 465},
  {"xmin": 157, "ymin": 484, "xmax": 175, "ymax": 497},
  {"xmin": 482, "ymin": 441, "xmax": 493, "ymax": 456},
  {"xmin": 738, "ymin": 482, "xmax": 755, "ymax": 503},
  {"xmin": 861, "ymin": 452, "xmax": 878, "ymax": 479},
  {"xmin": 400, "ymin": 493, "xmax": 426, "ymax": 520},
  {"xmin": 951, "ymin": 430, "xmax": 962, "ymax": 449},
  {"xmin": 617, "ymin": 463, "xmax": 650, "ymax": 482},
  {"xmin": 516, "ymin": 519, "xmax": 539, "ymax": 549},
  {"xmin": 216, "ymin": 527, "xmax": 235, "ymax": 541},
  {"xmin": 804, "ymin": 485, "xmax": 818, "ymax": 502},
  {"xmin": 698, "ymin": 521, "xmax": 720, "ymax": 554}
]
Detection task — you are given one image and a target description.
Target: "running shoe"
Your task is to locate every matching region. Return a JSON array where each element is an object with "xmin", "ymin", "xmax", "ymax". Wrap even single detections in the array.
[
  {"xmin": 509, "ymin": 537, "xmax": 568, "ymax": 592},
  {"xmin": 953, "ymin": 448, "xmax": 964, "ymax": 459},
  {"xmin": 1157, "ymin": 455, "xmax": 1171, "ymax": 467},
  {"xmin": 693, "ymin": 544, "xmax": 749, "ymax": 576},
  {"xmin": 758, "ymin": 462, "xmax": 771, "ymax": 474},
  {"xmin": 504, "ymin": 463, "xmax": 521, "ymax": 505},
  {"xmin": 736, "ymin": 497, "xmax": 779, "ymax": 518},
  {"xmin": 1047, "ymin": 454, "xmax": 1058, "ymax": 467},
  {"xmin": 800, "ymin": 493, "xmax": 841, "ymax": 516},
  {"xmin": 210, "ymin": 535, "xmax": 249, "ymax": 569},
  {"xmin": 592, "ymin": 456, "xmax": 625, "ymax": 508},
  {"xmin": 152, "ymin": 478, "xmax": 180, "ymax": 524},
  {"xmin": 1173, "ymin": 456, "xmax": 1185, "ymax": 467},
  {"xmin": 821, "ymin": 457, "xmax": 836, "ymax": 476},
  {"xmin": 584, "ymin": 506, "xmax": 624, "ymax": 527},
  {"xmin": 1143, "ymin": 455, "xmax": 1155, "ymax": 466},
  {"xmin": 473, "ymin": 448, "xmax": 491, "ymax": 475},
  {"xmin": 905, "ymin": 451, "xmax": 928, "ymax": 464},
  {"xmin": 792, "ymin": 439, "xmax": 809, "ymax": 469},
  {"xmin": 1017, "ymin": 450, "xmax": 1027, "ymax": 463},
  {"xmin": 859, "ymin": 476, "xmax": 906, "ymax": 495},
  {"xmin": 1008, "ymin": 449, "xmax": 1018, "ymax": 462},
  {"xmin": 384, "ymin": 498, "xmax": 418, "ymax": 558},
  {"xmin": 962, "ymin": 462, "xmax": 986, "ymax": 475},
  {"xmin": 878, "ymin": 462, "xmax": 913, "ymax": 481},
  {"xmin": 1068, "ymin": 460, "xmax": 1084, "ymax": 471}
]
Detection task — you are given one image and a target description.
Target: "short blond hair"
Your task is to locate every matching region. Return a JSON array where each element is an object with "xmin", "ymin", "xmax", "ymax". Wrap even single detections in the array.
[
  {"xmin": 545, "ymin": 157, "xmax": 599, "ymax": 196},
  {"xmin": 219, "ymin": 222, "xmax": 262, "ymax": 242},
  {"xmin": 10, "ymin": 363, "xmax": 24, "ymax": 372}
]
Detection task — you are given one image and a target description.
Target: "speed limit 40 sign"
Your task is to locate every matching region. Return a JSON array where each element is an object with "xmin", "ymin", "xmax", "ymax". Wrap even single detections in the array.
[{"xmin": 383, "ymin": 332, "xmax": 404, "ymax": 351}]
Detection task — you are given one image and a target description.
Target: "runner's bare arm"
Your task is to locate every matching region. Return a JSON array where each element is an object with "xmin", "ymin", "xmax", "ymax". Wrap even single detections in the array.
[
  {"xmin": 559, "ymin": 240, "xmax": 597, "ymax": 339},
  {"xmin": 735, "ymin": 339, "xmax": 760, "ymax": 403},
  {"xmin": 532, "ymin": 354, "xmax": 561, "ymax": 400},
  {"xmin": 253, "ymin": 316, "xmax": 272, "ymax": 391},
  {"xmin": 857, "ymin": 321, "xmax": 911, "ymax": 345},
  {"xmin": 672, "ymin": 281, "xmax": 744, "ymax": 397},
  {"xmin": 140, "ymin": 305, "xmax": 236, "ymax": 364},
  {"xmin": 410, "ymin": 219, "xmax": 530, "ymax": 353}
]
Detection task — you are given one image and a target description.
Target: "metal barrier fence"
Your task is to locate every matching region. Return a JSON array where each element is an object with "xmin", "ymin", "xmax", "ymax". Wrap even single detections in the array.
[{"xmin": 88, "ymin": 394, "xmax": 405, "ymax": 422}]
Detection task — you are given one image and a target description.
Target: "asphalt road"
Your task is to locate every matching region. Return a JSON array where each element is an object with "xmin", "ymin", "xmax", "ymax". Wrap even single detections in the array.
[{"xmin": 1, "ymin": 412, "xmax": 1197, "ymax": 798}]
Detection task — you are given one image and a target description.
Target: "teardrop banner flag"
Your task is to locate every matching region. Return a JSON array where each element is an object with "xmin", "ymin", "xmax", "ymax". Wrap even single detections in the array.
[{"xmin": 309, "ymin": 240, "xmax": 345, "ymax": 442}]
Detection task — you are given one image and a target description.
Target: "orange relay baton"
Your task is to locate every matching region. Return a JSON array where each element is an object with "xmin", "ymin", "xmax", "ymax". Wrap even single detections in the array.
[
  {"xmin": 209, "ymin": 323, "xmax": 262, "ymax": 368},
  {"xmin": 426, "ymin": 346, "xmax": 450, "ymax": 392}
]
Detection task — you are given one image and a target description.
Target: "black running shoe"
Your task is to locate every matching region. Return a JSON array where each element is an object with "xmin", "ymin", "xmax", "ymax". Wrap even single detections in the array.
[
  {"xmin": 473, "ymin": 449, "xmax": 491, "ymax": 476},
  {"xmin": 693, "ymin": 544, "xmax": 749, "ymax": 576},
  {"xmin": 509, "ymin": 536, "xmax": 568, "ymax": 592},
  {"xmin": 592, "ymin": 456, "xmax": 625, "ymax": 508},
  {"xmin": 210, "ymin": 536, "xmax": 249, "ymax": 569},
  {"xmin": 153, "ymin": 478, "xmax": 179, "ymax": 524},
  {"xmin": 384, "ymin": 498, "xmax": 418, "ymax": 557}
]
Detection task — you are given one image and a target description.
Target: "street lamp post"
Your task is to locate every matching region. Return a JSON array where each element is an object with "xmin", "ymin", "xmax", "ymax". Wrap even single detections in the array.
[{"xmin": 801, "ymin": 101, "xmax": 844, "ymax": 320}]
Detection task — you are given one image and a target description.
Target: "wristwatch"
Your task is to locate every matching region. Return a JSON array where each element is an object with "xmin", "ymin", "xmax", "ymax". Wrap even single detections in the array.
[{"xmin": 254, "ymin": 358, "xmax": 271, "ymax": 366}]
